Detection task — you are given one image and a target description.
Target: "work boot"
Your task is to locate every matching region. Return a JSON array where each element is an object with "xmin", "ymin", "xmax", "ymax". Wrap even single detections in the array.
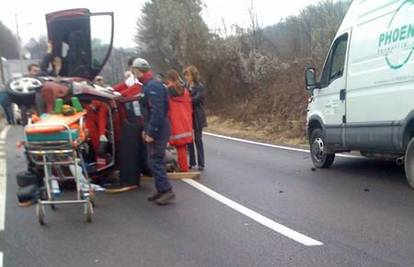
[
  {"xmin": 155, "ymin": 190, "xmax": 176, "ymax": 205},
  {"xmin": 147, "ymin": 190, "xmax": 163, "ymax": 201}
]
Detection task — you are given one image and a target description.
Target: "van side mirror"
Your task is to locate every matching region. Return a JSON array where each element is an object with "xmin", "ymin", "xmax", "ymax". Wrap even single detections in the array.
[{"xmin": 305, "ymin": 67, "xmax": 319, "ymax": 91}]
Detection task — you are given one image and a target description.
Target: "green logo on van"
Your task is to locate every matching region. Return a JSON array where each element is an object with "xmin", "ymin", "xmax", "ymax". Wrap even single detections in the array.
[{"xmin": 378, "ymin": 0, "xmax": 414, "ymax": 69}]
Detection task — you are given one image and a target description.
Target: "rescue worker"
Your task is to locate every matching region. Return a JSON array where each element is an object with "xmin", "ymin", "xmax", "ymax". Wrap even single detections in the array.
[
  {"xmin": 132, "ymin": 58, "xmax": 175, "ymax": 205},
  {"xmin": 40, "ymin": 42, "xmax": 64, "ymax": 77},
  {"xmin": 94, "ymin": 76, "xmax": 106, "ymax": 88},
  {"xmin": 113, "ymin": 57, "xmax": 141, "ymax": 97},
  {"xmin": 20, "ymin": 63, "xmax": 43, "ymax": 124},
  {"xmin": 183, "ymin": 66, "xmax": 207, "ymax": 171},
  {"xmin": 165, "ymin": 70, "xmax": 193, "ymax": 172},
  {"xmin": 106, "ymin": 58, "xmax": 147, "ymax": 193},
  {"xmin": 27, "ymin": 63, "xmax": 41, "ymax": 77},
  {"xmin": 84, "ymin": 100, "xmax": 109, "ymax": 169}
]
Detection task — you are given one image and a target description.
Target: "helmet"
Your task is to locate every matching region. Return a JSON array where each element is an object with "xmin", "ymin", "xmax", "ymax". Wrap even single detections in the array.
[{"xmin": 132, "ymin": 58, "xmax": 151, "ymax": 72}]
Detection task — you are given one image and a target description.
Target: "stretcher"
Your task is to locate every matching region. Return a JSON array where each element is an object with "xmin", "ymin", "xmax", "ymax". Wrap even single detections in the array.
[{"xmin": 24, "ymin": 111, "xmax": 95, "ymax": 224}]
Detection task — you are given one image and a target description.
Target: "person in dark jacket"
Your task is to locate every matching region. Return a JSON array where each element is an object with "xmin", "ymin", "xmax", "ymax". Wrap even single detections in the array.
[
  {"xmin": 132, "ymin": 58, "xmax": 175, "ymax": 205},
  {"xmin": 40, "ymin": 41, "xmax": 65, "ymax": 77},
  {"xmin": 0, "ymin": 89, "xmax": 13, "ymax": 124},
  {"xmin": 183, "ymin": 66, "xmax": 207, "ymax": 171}
]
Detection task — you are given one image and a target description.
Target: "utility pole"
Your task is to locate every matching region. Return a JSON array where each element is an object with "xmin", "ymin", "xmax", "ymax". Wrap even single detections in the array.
[
  {"xmin": 0, "ymin": 47, "xmax": 5, "ymax": 86},
  {"xmin": 15, "ymin": 14, "xmax": 24, "ymax": 73}
]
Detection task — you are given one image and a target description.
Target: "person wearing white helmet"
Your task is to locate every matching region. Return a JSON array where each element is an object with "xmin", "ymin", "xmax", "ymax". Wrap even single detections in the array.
[
  {"xmin": 106, "ymin": 57, "xmax": 149, "ymax": 193},
  {"xmin": 132, "ymin": 58, "xmax": 175, "ymax": 205}
]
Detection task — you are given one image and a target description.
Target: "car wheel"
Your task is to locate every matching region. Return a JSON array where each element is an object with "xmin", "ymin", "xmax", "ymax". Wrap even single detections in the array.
[
  {"xmin": 7, "ymin": 77, "xmax": 42, "ymax": 105},
  {"xmin": 310, "ymin": 128, "xmax": 335, "ymax": 168},
  {"xmin": 16, "ymin": 171, "xmax": 39, "ymax": 187},
  {"xmin": 16, "ymin": 184, "xmax": 40, "ymax": 203},
  {"xmin": 404, "ymin": 138, "xmax": 414, "ymax": 189}
]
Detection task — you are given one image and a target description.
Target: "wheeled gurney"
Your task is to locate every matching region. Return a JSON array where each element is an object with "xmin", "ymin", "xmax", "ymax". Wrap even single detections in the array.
[{"xmin": 24, "ymin": 111, "xmax": 95, "ymax": 224}]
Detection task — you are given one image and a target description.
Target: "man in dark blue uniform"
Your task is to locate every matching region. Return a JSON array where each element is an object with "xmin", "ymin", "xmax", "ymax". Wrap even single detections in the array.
[{"xmin": 132, "ymin": 58, "xmax": 175, "ymax": 205}]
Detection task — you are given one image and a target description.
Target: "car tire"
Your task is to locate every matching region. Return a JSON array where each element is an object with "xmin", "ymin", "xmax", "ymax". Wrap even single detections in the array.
[
  {"xmin": 6, "ymin": 77, "xmax": 42, "ymax": 106},
  {"xmin": 404, "ymin": 138, "xmax": 414, "ymax": 189},
  {"xmin": 16, "ymin": 184, "xmax": 40, "ymax": 203},
  {"xmin": 16, "ymin": 171, "xmax": 39, "ymax": 187},
  {"xmin": 310, "ymin": 128, "xmax": 335, "ymax": 168}
]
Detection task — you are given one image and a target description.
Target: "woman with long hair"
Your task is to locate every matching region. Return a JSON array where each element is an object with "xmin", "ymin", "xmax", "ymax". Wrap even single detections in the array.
[
  {"xmin": 165, "ymin": 70, "xmax": 193, "ymax": 172},
  {"xmin": 183, "ymin": 66, "xmax": 207, "ymax": 170}
]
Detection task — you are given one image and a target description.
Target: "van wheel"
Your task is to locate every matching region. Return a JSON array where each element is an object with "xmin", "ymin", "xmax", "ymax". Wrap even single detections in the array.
[
  {"xmin": 404, "ymin": 138, "xmax": 414, "ymax": 188},
  {"xmin": 310, "ymin": 128, "xmax": 335, "ymax": 168}
]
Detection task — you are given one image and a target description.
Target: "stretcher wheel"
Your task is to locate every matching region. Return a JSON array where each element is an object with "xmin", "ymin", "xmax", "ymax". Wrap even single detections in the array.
[
  {"xmin": 89, "ymin": 195, "xmax": 96, "ymax": 208},
  {"xmin": 48, "ymin": 195, "xmax": 57, "ymax": 210},
  {"xmin": 85, "ymin": 201, "xmax": 93, "ymax": 223},
  {"xmin": 40, "ymin": 187, "xmax": 48, "ymax": 201},
  {"xmin": 36, "ymin": 203, "xmax": 45, "ymax": 225}
]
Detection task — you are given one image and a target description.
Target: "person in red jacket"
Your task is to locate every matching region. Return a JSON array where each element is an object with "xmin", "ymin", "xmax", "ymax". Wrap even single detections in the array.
[
  {"xmin": 106, "ymin": 58, "xmax": 148, "ymax": 193},
  {"xmin": 165, "ymin": 70, "xmax": 193, "ymax": 172},
  {"xmin": 112, "ymin": 57, "xmax": 142, "ymax": 98},
  {"xmin": 84, "ymin": 100, "xmax": 109, "ymax": 169}
]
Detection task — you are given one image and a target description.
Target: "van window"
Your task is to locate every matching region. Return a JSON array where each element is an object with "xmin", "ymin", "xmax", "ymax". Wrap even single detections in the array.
[{"xmin": 320, "ymin": 34, "xmax": 348, "ymax": 87}]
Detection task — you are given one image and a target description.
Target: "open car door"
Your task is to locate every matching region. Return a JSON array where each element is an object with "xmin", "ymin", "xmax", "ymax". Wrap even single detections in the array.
[{"xmin": 46, "ymin": 9, "xmax": 114, "ymax": 80}]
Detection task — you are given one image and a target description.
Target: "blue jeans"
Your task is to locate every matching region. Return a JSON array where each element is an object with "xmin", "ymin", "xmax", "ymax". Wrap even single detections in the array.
[
  {"xmin": 0, "ymin": 92, "xmax": 14, "ymax": 124},
  {"xmin": 188, "ymin": 130, "xmax": 204, "ymax": 167},
  {"xmin": 147, "ymin": 122, "xmax": 172, "ymax": 192}
]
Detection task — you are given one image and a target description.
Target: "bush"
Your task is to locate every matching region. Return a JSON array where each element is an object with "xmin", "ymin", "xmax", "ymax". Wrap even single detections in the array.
[{"xmin": 137, "ymin": 0, "xmax": 351, "ymax": 140}]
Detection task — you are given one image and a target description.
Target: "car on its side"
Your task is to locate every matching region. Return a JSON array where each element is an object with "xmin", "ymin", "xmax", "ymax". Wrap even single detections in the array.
[{"xmin": 6, "ymin": 9, "xmax": 143, "ymax": 178}]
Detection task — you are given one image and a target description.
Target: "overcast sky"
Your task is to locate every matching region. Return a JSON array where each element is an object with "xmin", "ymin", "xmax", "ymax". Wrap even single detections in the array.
[{"xmin": 0, "ymin": 0, "xmax": 321, "ymax": 48}]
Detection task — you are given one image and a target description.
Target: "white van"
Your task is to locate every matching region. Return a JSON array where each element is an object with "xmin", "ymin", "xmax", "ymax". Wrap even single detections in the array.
[{"xmin": 305, "ymin": 0, "xmax": 414, "ymax": 188}]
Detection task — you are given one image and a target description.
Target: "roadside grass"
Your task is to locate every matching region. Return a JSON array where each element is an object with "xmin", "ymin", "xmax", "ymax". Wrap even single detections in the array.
[{"xmin": 206, "ymin": 116, "xmax": 308, "ymax": 149}]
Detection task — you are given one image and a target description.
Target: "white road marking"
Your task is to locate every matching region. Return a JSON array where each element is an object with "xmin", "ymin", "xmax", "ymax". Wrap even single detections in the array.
[
  {"xmin": 183, "ymin": 179, "xmax": 323, "ymax": 247},
  {"xmin": 203, "ymin": 131, "xmax": 362, "ymax": 159},
  {"xmin": 0, "ymin": 126, "xmax": 9, "ymax": 140},
  {"xmin": 0, "ymin": 126, "xmax": 10, "ymax": 267},
  {"xmin": 0, "ymin": 126, "xmax": 10, "ymax": 231}
]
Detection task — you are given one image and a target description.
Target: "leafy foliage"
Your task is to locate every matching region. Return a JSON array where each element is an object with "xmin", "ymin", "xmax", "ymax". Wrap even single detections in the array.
[
  {"xmin": 137, "ymin": 0, "xmax": 351, "ymax": 138},
  {"xmin": 136, "ymin": 0, "xmax": 209, "ymax": 71}
]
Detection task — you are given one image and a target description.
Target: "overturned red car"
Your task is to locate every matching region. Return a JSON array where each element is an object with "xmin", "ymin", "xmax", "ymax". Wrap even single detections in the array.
[{"xmin": 7, "ymin": 9, "xmax": 144, "ymax": 180}]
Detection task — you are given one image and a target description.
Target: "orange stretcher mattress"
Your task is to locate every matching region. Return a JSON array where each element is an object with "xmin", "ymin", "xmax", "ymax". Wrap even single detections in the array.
[{"xmin": 25, "ymin": 112, "xmax": 86, "ymax": 135}]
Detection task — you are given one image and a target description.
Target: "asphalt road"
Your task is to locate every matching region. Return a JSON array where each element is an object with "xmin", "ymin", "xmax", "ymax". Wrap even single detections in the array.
[{"xmin": 1, "ymin": 126, "xmax": 414, "ymax": 267}]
